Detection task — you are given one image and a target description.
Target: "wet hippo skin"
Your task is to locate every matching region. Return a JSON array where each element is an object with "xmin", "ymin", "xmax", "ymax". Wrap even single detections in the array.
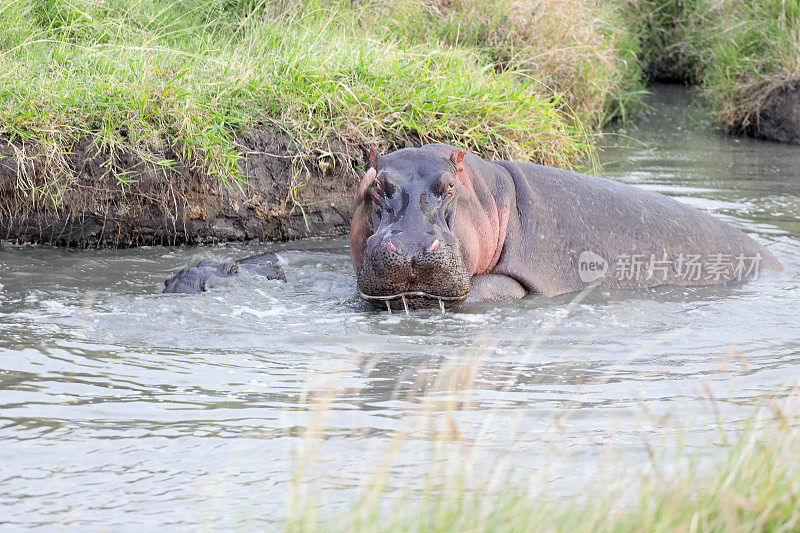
[
  {"xmin": 349, "ymin": 144, "xmax": 781, "ymax": 309},
  {"xmin": 163, "ymin": 253, "xmax": 285, "ymax": 294}
]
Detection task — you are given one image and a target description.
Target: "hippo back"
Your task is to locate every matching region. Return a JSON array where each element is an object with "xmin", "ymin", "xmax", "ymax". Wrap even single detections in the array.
[{"xmin": 491, "ymin": 161, "xmax": 781, "ymax": 297}]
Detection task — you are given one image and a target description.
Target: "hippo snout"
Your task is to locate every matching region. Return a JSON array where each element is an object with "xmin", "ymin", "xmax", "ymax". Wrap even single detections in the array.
[{"xmin": 357, "ymin": 232, "xmax": 471, "ymax": 305}]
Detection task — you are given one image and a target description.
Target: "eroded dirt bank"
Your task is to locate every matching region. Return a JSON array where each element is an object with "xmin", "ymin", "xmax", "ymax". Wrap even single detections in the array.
[
  {"xmin": 3, "ymin": 81, "xmax": 798, "ymax": 249},
  {"xmin": 0, "ymin": 129, "xmax": 377, "ymax": 247},
  {"xmin": 751, "ymin": 81, "xmax": 800, "ymax": 144}
]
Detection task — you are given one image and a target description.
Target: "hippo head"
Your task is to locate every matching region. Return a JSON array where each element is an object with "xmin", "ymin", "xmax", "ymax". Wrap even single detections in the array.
[
  {"xmin": 163, "ymin": 261, "xmax": 239, "ymax": 294},
  {"xmin": 350, "ymin": 147, "xmax": 474, "ymax": 309}
]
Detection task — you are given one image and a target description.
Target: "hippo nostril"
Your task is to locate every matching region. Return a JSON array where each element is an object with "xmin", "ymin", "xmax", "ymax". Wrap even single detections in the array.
[
  {"xmin": 429, "ymin": 239, "xmax": 440, "ymax": 253},
  {"xmin": 387, "ymin": 240, "xmax": 397, "ymax": 253}
]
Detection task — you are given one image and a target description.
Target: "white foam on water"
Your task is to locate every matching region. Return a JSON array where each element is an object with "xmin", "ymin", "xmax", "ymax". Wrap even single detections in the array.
[{"xmin": 230, "ymin": 305, "xmax": 291, "ymax": 319}]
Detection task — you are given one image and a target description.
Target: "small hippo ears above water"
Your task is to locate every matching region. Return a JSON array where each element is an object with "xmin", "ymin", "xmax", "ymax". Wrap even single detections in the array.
[
  {"xmin": 220, "ymin": 262, "xmax": 238, "ymax": 276},
  {"xmin": 162, "ymin": 253, "xmax": 285, "ymax": 294},
  {"xmin": 450, "ymin": 148, "xmax": 467, "ymax": 173}
]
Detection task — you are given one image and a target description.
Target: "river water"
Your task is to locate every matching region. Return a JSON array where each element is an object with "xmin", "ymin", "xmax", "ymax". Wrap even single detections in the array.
[{"xmin": 1, "ymin": 84, "xmax": 798, "ymax": 529}]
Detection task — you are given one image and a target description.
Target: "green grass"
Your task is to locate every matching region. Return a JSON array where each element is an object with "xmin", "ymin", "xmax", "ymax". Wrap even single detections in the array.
[
  {"xmin": 0, "ymin": 0, "xmax": 599, "ymax": 195},
  {"xmin": 3, "ymin": 0, "xmax": 795, "ymax": 215},
  {"xmin": 362, "ymin": 0, "xmax": 646, "ymax": 128},
  {"xmin": 690, "ymin": 0, "xmax": 800, "ymax": 132},
  {"xmin": 621, "ymin": 0, "xmax": 800, "ymax": 134},
  {"xmin": 620, "ymin": 0, "xmax": 702, "ymax": 83}
]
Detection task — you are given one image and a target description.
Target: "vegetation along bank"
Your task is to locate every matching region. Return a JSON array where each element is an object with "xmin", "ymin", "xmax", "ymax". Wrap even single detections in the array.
[{"xmin": 0, "ymin": 0, "xmax": 796, "ymax": 246}]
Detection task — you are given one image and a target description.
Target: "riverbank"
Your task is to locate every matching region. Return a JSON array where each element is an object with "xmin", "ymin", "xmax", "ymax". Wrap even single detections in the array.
[
  {"xmin": 0, "ymin": 130, "xmax": 363, "ymax": 245},
  {"xmin": 2, "ymin": 0, "xmax": 798, "ymax": 246},
  {"xmin": 627, "ymin": 0, "xmax": 800, "ymax": 141},
  {"xmin": 1, "ymin": 0, "xmax": 637, "ymax": 246}
]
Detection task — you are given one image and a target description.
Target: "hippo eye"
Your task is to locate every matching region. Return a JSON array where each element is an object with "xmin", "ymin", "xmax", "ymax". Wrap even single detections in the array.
[
  {"xmin": 446, "ymin": 180, "xmax": 455, "ymax": 195},
  {"xmin": 369, "ymin": 180, "xmax": 389, "ymax": 208},
  {"xmin": 369, "ymin": 180, "xmax": 383, "ymax": 197}
]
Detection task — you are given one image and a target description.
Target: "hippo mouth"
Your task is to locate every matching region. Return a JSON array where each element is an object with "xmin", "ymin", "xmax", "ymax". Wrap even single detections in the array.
[{"xmin": 359, "ymin": 290, "xmax": 467, "ymax": 314}]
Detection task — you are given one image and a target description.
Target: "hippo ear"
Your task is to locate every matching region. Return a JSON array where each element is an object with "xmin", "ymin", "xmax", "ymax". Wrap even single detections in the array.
[
  {"xmin": 357, "ymin": 167, "xmax": 377, "ymax": 200},
  {"xmin": 222, "ymin": 262, "xmax": 239, "ymax": 276},
  {"xmin": 450, "ymin": 149, "xmax": 467, "ymax": 173},
  {"xmin": 369, "ymin": 147, "xmax": 379, "ymax": 169}
]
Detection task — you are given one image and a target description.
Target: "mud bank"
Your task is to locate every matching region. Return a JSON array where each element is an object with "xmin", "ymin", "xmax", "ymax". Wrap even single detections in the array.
[
  {"xmin": 0, "ymin": 130, "xmax": 370, "ymax": 247},
  {"xmin": 750, "ymin": 81, "xmax": 800, "ymax": 145}
]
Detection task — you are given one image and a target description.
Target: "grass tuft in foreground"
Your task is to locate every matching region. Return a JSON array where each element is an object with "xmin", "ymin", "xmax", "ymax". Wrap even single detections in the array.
[{"xmin": 286, "ymin": 359, "xmax": 800, "ymax": 533}]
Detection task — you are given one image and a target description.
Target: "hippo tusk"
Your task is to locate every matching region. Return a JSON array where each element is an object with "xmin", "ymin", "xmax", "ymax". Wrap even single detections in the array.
[
  {"xmin": 357, "ymin": 290, "xmax": 466, "ymax": 314},
  {"xmin": 358, "ymin": 291, "xmax": 466, "ymax": 301}
]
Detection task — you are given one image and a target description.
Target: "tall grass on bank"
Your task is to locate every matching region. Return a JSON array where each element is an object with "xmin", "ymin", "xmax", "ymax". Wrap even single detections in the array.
[
  {"xmin": 370, "ymin": 0, "xmax": 645, "ymax": 128},
  {"xmin": 691, "ymin": 0, "xmax": 800, "ymax": 133},
  {"xmin": 622, "ymin": 0, "xmax": 800, "ymax": 134},
  {"xmin": 0, "ymin": 0, "xmax": 589, "ymax": 195},
  {"xmin": 286, "ymin": 344, "xmax": 800, "ymax": 532},
  {"xmin": 3, "ymin": 0, "xmax": 797, "ymax": 202},
  {"xmin": 249, "ymin": 0, "xmax": 645, "ymax": 128},
  {"xmin": 620, "ymin": 0, "xmax": 702, "ymax": 83}
]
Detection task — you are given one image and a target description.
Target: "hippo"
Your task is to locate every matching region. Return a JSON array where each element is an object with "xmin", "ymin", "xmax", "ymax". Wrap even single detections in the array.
[
  {"xmin": 350, "ymin": 144, "xmax": 782, "ymax": 311},
  {"xmin": 163, "ymin": 253, "xmax": 285, "ymax": 294}
]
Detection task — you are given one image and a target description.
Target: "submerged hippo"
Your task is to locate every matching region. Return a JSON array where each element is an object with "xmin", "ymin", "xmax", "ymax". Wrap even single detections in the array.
[
  {"xmin": 163, "ymin": 253, "xmax": 285, "ymax": 294},
  {"xmin": 350, "ymin": 144, "xmax": 781, "ymax": 310}
]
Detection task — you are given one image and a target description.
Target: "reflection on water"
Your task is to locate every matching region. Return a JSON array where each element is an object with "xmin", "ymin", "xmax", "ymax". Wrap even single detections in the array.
[{"xmin": 1, "ymin": 84, "xmax": 799, "ymax": 529}]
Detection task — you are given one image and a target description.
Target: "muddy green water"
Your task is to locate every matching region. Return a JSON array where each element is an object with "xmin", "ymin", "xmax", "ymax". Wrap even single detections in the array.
[{"xmin": 1, "ymin": 84, "xmax": 799, "ymax": 529}]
